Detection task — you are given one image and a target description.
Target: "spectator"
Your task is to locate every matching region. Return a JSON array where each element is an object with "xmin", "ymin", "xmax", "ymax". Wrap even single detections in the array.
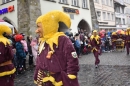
[
  {"xmin": 30, "ymin": 37, "xmax": 38, "ymax": 66},
  {"xmin": 27, "ymin": 35, "xmax": 33, "ymax": 70},
  {"xmin": 15, "ymin": 34, "xmax": 26, "ymax": 73}
]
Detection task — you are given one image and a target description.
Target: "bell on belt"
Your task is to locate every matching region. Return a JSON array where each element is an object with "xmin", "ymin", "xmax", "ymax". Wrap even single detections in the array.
[{"xmin": 37, "ymin": 70, "xmax": 43, "ymax": 86}]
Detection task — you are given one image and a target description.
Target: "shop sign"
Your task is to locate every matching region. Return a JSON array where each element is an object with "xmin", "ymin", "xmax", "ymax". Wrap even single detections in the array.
[
  {"xmin": 0, "ymin": 5, "xmax": 14, "ymax": 15},
  {"xmin": 63, "ymin": 7, "xmax": 79, "ymax": 14}
]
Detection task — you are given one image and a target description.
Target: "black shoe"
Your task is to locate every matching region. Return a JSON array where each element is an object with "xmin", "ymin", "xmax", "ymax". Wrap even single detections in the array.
[{"xmin": 95, "ymin": 65, "xmax": 98, "ymax": 68}]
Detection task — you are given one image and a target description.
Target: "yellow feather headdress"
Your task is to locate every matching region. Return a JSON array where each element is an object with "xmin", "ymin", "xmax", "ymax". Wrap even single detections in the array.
[{"xmin": 0, "ymin": 25, "xmax": 12, "ymax": 45}]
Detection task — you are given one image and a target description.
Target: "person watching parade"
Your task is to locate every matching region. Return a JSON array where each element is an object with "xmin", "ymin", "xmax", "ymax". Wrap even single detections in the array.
[
  {"xmin": 34, "ymin": 10, "xmax": 79, "ymax": 86},
  {"xmin": 90, "ymin": 30, "xmax": 101, "ymax": 68}
]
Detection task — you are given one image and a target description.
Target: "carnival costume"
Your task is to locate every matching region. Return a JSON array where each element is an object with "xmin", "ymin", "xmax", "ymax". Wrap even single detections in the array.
[
  {"xmin": 125, "ymin": 27, "xmax": 130, "ymax": 55},
  {"xmin": 34, "ymin": 10, "xmax": 79, "ymax": 86},
  {"xmin": 90, "ymin": 30, "xmax": 101, "ymax": 67},
  {"xmin": 0, "ymin": 25, "xmax": 16, "ymax": 86}
]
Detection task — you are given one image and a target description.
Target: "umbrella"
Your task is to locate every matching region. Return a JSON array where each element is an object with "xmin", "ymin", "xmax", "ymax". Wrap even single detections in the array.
[
  {"xmin": 0, "ymin": 22, "xmax": 14, "ymax": 29},
  {"xmin": 0, "ymin": 19, "xmax": 5, "ymax": 22},
  {"xmin": 0, "ymin": 22, "xmax": 14, "ymax": 34},
  {"xmin": 116, "ymin": 30, "xmax": 122, "ymax": 34},
  {"xmin": 100, "ymin": 30, "xmax": 105, "ymax": 33}
]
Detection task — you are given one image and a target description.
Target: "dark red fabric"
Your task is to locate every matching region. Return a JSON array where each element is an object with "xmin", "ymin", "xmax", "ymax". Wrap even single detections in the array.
[
  {"xmin": 0, "ymin": 74, "xmax": 14, "ymax": 86},
  {"xmin": 0, "ymin": 42, "xmax": 15, "ymax": 86},
  {"xmin": 34, "ymin": 36, "xmax": 79, "ymax": 86}
]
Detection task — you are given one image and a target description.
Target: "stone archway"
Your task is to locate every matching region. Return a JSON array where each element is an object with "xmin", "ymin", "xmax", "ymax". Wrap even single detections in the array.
[
  {"xmin": 2, "ymin": 17, "xmax": 18, "ymax": 34},
  {"xmin": 78, "ymin": 19, "xmax": 91, "ymax": 34}
]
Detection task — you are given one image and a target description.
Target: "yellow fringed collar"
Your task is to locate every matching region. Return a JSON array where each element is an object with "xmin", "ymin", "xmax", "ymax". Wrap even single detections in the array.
[
  {"xmin": 90, "ymin": 35, "xmax": 100, "ymax": 41},
  {"xmin": 0, "ymin": 36, "xmax": 10, "ymax": 45},
  {"xmin": 39, "ymin": 32, "xmax": 65, "ymax": 52}
]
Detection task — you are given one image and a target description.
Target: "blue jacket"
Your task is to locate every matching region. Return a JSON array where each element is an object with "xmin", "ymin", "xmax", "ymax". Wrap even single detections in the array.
[
  {"xmin": 15, "ymin": 42, "xmax": 26, "ymax": 59},
  {"xmin": 74, "ymin": 40, "xmax": 81, "ymax": 48}
]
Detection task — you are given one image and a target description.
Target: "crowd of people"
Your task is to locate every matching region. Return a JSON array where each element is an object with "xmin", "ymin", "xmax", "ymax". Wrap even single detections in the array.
[
  {"xmin": 5, "ymin": 33, "xmax": 39, "ymax": 74},
  {"xmin": 2, "ymin": 26, "xmax": 128, "ymax": 75}
]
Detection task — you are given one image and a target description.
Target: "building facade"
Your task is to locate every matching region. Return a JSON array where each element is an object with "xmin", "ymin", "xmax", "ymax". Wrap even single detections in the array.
[
  {"xmin": 124, "ymin": 0, "xmax": 130, "ymax": 27},
  {"xmin": 114, "ymin": 0, "xmax": 127, "ymax": 30},
  {"xmin": 94, "ymin": 0, "xmax": 116, "ymax": 32},
  {"xmin": 0, "ymin": 0, "xmax": 93, "ymax": 35}
]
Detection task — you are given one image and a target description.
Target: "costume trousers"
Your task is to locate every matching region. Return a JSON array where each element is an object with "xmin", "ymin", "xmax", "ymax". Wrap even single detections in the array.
[
  {"xmin": 0, "ymin": 74, "xmax": 14, "ymax": 86},
  {"xmin": 126, "ymin": 43, "xmax": 130, "ymax": 55},
  {"xmin": 93, "ymin": 50, "xmax": 100, "ymax": 65},
  {"xmin": 112, "ymin": 42, "xmax": 116, "ymax": 50}
]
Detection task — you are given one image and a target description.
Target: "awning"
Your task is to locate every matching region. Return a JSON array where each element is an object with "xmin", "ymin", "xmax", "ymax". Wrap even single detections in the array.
[{"xmin": 99, "ymin": 27, "xmax": 126, "ymax": 29}]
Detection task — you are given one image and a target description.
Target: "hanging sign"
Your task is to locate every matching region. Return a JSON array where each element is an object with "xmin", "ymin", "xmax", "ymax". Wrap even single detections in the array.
[
  {"xmin": 63, "ymin": 7, "xmax": 79, "ymax": 14},
  {"xmin": 0, "ymin": 5, "xmax": 14, "ymax": 15}
]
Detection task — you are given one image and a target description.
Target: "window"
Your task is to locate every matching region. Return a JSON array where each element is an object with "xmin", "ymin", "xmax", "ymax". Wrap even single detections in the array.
[
  {"xmin": 111, "ymin": 13, "xmax": 114, "ymax": 21},
  {"xmin": 107, "ymin": 13, "xmax": 110, "ymax": 20},
  {"xmin": 70, "ymin": 14, "xmax": 74, "ymax": 19},
  {"xmin": 72, "ymin": 0, "xmax": 79, "ymax": 6},
  {"xmin": 116, "ymin": 17, "xmax": 121, "ymax": 24},
  {"xmin": 102, "ymin": 0, "xmax": 105, "ymax": 5},
  {"xmin": 103, "ymin": 12, "xmax": 106, "ymax": 20},
  {"xmin": 60, "ymin": 0, "xmax": 67, "ymax": 4},
  {"xmin": 115, "ymin": 6, "xmax": 120, "ymax": 13},
  {"xmin": 82, "ymin": 0, "xmax": 88, "ymax": 8},
  {"xmin": 96, "ymin": 11, "xmax": 101, "ymax": 20},
  {"xmin": 106, "ymin": 0, "xmax": 109, "ymax": 6},
  {"xmin": 2, "ymin": 0, "xmax": 13, "ymax": 4},
  {"xmin": 110, "ymin": 0, "xmax": 113, "ymax": 7},
  {"xmin": 123, "ymin": 18, "xmax": 125, "ymax": 25},
  {"xmin": 94, "ymin": 0, "xmax": 99, "ymax": 3},
  {"xmin": 121, "ymin": 7, "xmax": 124, "ymax": 13}
]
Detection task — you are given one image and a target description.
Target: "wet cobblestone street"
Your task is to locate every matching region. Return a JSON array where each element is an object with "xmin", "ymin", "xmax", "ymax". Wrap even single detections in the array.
[{"xmin": 14, "ymin": 51, "xmax": 130, "ymax": 86}]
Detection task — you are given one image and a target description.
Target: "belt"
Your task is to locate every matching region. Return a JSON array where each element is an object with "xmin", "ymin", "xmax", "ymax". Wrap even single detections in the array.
[
  {"xmin": 37, "ymin": 70, "xmax": 56, "ymax": 86},
  {"xmin": 43, "ymin": 70, "xmax": 55, "ymax": 77},
  {"xmin": 0, "ymin": 60, "xmax": 12, "ymax": 66}
]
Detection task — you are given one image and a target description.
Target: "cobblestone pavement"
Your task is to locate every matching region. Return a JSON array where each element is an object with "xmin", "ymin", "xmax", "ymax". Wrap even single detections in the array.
[{"xmin": 14, "ymin": 51, "xmax": 130, "ymax": 86}]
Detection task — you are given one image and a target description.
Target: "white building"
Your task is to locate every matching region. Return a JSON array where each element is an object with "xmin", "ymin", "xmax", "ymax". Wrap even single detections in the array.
[
  {"xmin": 94, "ymin": 0, "xmax": 116, "ymax": 32},
  {"xmin": 114, "ymin": 0, "xmax": 127, "ymax": 30},
  {"xmin": 124, "ymin": 0, "xmax": 130, "ymax": 27},
  {"xmin": 0, "ymin": 0, "xmax": 93, "ymax": 35}
]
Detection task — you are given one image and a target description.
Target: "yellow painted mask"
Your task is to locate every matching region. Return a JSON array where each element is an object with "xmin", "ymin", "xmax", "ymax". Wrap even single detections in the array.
[{"xmin": 36, "ymin": 10, "xmax": 71, "ymax": 52}]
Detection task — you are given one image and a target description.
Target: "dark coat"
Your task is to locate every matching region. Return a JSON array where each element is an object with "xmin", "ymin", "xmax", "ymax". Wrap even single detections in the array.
[
  {"xmin": 34, "ymin": 36, "xmax": 79, "ymax": 86},
  {"xmin": 15, "ymin": 42, "xmax": 26, "ymax": 59}
]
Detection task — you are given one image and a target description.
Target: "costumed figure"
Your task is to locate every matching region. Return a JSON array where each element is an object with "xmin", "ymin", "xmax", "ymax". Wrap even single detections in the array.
[
  {"xmin": 0, "ymin": 25, "xmax": 16, "ymax": 86},
  {"xmin": 34, "ymin": 10, "xmax": 79, "ymax": 86},
  {"xmin": 111, "ymin": 32, "xmax": 118, "ymax": 50},
  {"xmin": 125, "ymin": 27, "xmax": 130, "ymax": 55},
  {"xmin": 90, "ymin": 30, "xmax": 101, "ymax": 68}
]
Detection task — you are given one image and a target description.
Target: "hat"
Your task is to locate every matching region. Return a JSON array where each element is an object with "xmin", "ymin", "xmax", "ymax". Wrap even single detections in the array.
[
  {"xmin": 15, "ymin": 34, "xmax": 23, "ymax": 42},
  {"xmin": 93, "ymin": 30, "xmax": 97, "ymax": 33}
]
